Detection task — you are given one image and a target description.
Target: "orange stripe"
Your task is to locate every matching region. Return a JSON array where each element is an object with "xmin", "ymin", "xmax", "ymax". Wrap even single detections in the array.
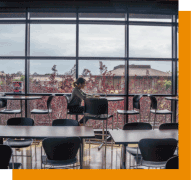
[{"xmin": 13, "ymin": 11, "xmax": 190, "ymax": 180}]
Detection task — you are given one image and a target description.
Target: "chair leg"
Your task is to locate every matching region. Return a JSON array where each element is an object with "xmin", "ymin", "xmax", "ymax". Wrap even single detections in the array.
[
  {"xmin": 148, "ymin": 112, "xmax": 151, "ymax": 123},
  {"xmin": 12, "ymin": 154, "xmax": 14, "ymax": 169},
  {"xmin": 117, "ymin": 112, "xmax": 118, "ymax": 129},
  {"xmin": 102, "ymin": 120, "xmax": 104, "ymax": 142},
  {"xmin": 48, "ymin": 113, "xmax": 51, "ymax": 126},
  {"xmin": 33, "ymin": 114, "xmax": 36, "ymax": 125},
  {"xmin": 112, "ymin": 115, "xmax": 114, "ymax": 130},
  {"xmin": 153, "ymin": 113, "xmax": 157, "ymax": 129}
]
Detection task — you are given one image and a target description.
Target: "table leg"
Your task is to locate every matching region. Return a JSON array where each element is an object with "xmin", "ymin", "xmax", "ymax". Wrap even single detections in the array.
[
  {"xmin": 80, "ymin": 139, "xmax": 84, "ymax": 169},
  {"xmin": 122, "ymin": 144, "xmax": 127, "ymax": 169},
  {"xmin": 20, "ymin": 100, "xmax": 22, "ymax": 117}
]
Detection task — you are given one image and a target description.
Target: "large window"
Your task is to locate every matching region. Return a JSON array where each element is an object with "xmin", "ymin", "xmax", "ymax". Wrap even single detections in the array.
[{"xmin": 0, "ymin": 11, "xmax": 178, "ymax": 128}]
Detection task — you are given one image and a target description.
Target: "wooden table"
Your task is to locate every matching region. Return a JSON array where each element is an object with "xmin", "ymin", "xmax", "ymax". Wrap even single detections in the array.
[
  {"xmin": 0, "ymin": 96, "xmax": 42, "ymax": 117},
  {"xmin": 0, "ymin": 125, "xmax": 95, "ymax": 169},
  {"xmin": 109, "ymin": 129, "xmax": 178, "ymax": 169}
]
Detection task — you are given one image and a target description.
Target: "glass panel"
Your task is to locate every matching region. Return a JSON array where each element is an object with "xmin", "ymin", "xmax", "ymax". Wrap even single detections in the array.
[
  {"xmin": 30, "ymin": 12, "xmax": 76, "ymax": 20},
  {"xmin": 79, "ymin": 25, "xmax": 125, "ymax": 57},
  {"xmin": 129, "ymin": 25, "xmax": 172, "ymax": 58},
  {"xmin": 30, "ymin": 24, "xmax": 76, "ymax": 56},
  {"xmin": 0, "ymin": 24, "xmax": 25, "ymax": 56},
  {"xmin": 29, "ymin": 60, "xmax": 76, "ymax": 93},
  {"xmin": 129, "ymin": 14, "xmax": 172, "ymax": 22},
  {"xmin": 0, "ymin": 60, "xmax": 25, "ymax": 93},
  {"xmin": 79, "ymin": 13, "xmax": 125, "ymax": 21},
  {"xmin": 129, "ymin": 61, "xmax": 172, "ymax": 94},
  {"xmin": 0, "ymin": 12, "xmax": 26, "ymax": 20},
  {"xmin": 79, "ymin": 60, "xmax": 125, "ymax": 94}
]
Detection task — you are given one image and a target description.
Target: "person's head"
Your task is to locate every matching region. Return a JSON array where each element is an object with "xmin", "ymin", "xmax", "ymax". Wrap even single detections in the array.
[{"xmin": 73, "ymin": 78, "xmax": 86, "ymax": 89}]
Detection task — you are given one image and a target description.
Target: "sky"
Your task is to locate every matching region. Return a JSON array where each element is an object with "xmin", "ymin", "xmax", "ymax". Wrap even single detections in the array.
[{"xmin": 0, "ymin": 18, "xmax": 176, "ymax": 75}]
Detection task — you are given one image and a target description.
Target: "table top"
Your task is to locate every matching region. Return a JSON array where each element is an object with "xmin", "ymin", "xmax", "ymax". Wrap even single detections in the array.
[
  {"xmin": 0, "ymin": 125, "xmax": 95, "ymax": 139},
  {"xmin": 100, "ymin": 97, "xmax": 124, "ymax": 101},
  {"xmin": 0, "ymin": 96, "xmax": 42, "ymax": 100},
  {"xmin": 165, "ymin": 97, "xmax": 178, "ymax": 101},
  {"xmin": 109, "ymin": 129, "xmax": 178, "ymax": 144}
]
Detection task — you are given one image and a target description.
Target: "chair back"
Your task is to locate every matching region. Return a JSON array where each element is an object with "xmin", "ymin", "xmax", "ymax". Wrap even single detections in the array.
[
  {"xmin": 139, "ymin": 138, "xmax": 177, "ymax": 162},
  {"xmin": 42, "ymin": 137, "xmax": 81, "ymax": 160},
  {"xmin": 133, "ymin": 95, "xmax": 142, "ymax": 110},
  {"xmin": 159, "ymin": 123, "xmax": 178, "ymax": 130},
  {"xmin": 165, "ymin": 156, "xmax": 179, "ymax": 169},
  {"xmin": 84, "ymin": 98, "xmax": 108, "ymax": 115},
  {"xmin": 123, "ymin": 122, "xmax": 152, "ymax": 130},
  {"xmin": 0, "ymin": 93, "xmax": 7, "ymax": 108},
  {"xmin": 7, "ymin": 117, "xmax": 34, "ymax": 126},
  {"xmin": 52, "ymin": 119, "xmax": 79, "ymax": 126},
  {"xmin": 0, "ymin": 145, "xmax": 12, "ymax": 169},
  {"xmin": 47, "ymin": 94, "xmax": 55, "ymax": 110},
  {"xmin": 148, "ymin": 95, "xmax": 157, "ymax": 110},
  {"xmin": 63, "ymin": 95, "xmax": 71, "ymax": 108}
]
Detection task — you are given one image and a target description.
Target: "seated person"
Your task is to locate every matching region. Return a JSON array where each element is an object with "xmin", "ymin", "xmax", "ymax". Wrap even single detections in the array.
[{"xmin": 68, "ymin": 77, "xmax": 99, "ymax": 125}]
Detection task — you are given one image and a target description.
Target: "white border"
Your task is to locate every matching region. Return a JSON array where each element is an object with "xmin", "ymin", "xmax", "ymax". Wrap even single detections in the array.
[
  {"xmin": 179, "ymin": 0, "xmax": 191, "ymax": 11},
  {"xmin": 0, "ymin": 170, "xmax": 12, "ymax": 180}
]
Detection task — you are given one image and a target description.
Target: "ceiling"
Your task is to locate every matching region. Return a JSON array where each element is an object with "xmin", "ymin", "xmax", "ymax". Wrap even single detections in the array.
[{"xmin": 0, "ymin": 1, "xmax": 178, "ymax": 14}]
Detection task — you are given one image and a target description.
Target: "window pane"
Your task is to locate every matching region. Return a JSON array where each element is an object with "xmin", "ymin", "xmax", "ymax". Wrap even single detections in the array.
[
  {"xmin": 0, "ymin": 60, "xmax": 25, "ymax": 93},
  {"xmin": 29, "ymin": 60, "xmax": 76, "ymax": 93},
  {"xmin": 30, "ymin": 25, "xmax": 76, "ymax": 56},
  {"xmin": 129, "ymin": 26, "xmax": 172, "ymax": 58},
  {"xmin": 0, "ymin": 24, "xmax": 25, "ymax": 56},
  {"xmin": 129, "ymin": 61, "xmax": 171, "ymax": 94},
  {"xmin": 79, "ymin": 13, "xmax": 125, "ymax": 21},
  {"xmin": 79, "ymin": 25, "xmax": 125, "ymax": 57},
  {"xmin": 79, "ymin": 60, "xmax": 125, "ymax": 94},
  {"xmin": 30, "ymin": 12, "xmax": 76, "ymax": 20},
  {"xmin": 129, "ymin": 14, "xmax": 172, "ymax": 22},
  {"xmin": 0, "ymin": 12, "xmax": 26, "ymax": 20}
]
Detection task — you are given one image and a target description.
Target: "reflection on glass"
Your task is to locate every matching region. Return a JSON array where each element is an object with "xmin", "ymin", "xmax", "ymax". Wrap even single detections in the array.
[
  {"xmin": 129, "ymin": 14, "xmax": 172, "ymax": 22},
  {"xmin": 79, "ymin": 25, "xmax": 125, "ymax": 57},
  {"xmin": 0, "ymin": 25, "xmax": 25, "ymax": 56},
  {"xmin": 30, "ymin": 12, "xmax": 76, "ymax": 20},
  {"xmin": 0, "ymin": 12, "xmax": 26, "ymax": 20},
  {"xmin": 79, "ymin": 60, "xmax": 125, "ymax": 94},
  {"xmin": 0, "ymin": 60, "xmax": 25, "ymax": 93},
  {"xmin": 30, "ymin": 25, "xmax": 76, "ymax": 56},
  {"xmin": 29, "ymin": 60, "xmax": 76, "ymax": 93},
  {"xmin": 129, "ymin": 61, "xmax": 171, "ymax": 94},
  {"xmin": 129, "ymin": 25, "xmax": 171, "ymax": 58},
  {"xmin": 79, "ymin": 13, "xmax": 125, "ymax": 21}
]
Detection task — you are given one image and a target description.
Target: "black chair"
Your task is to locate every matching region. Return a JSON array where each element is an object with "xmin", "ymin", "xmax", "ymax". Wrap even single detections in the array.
[
  {"xmin": 52, "ymin": 119, "xmax": 79, "ymax": 126},
  {"xmin": 148, "ymin": 95, "xmax": 172, "ymax": 129},
  {"xmin": 42, "ymin": 137, "xmax": 81, "ymax": 169},
  {"xmin": 0, "ymin": 93, "xmax": 21, "ymax": 125},
  {"xmin": 159, "ymin": 123, "xmax": 178, "ymax": 130},
  {"xmin": 84, "ymin": 98, "xmax": 113, "ymax": 150},
  {"xmin": 159, "ymin": 123, "xmax": 178, "ymax": 156},
  {"xmin": 123, "ymin": 122, "xmax": 152, "ymax": 168},
  {"xmin": 117, "ymin": 95, "xmax": 142, "ymax": 129},
  {"xmin": 165, "ymin": 156, "xmax": 179, "ymax": 169},
  {"xmin": 31, "ymin": 94, "xmax": 55, "ymax": 125},
  {"xmin": 0, "ymin": 144, "xmax": 12, "ymax": 169},
  {"xmin": 4, "ymin": 117, "xmax": 34, "ymax": 169},
  {"xmin": 63, "ymin": 95, "xmax": 84, "ymax": 119},
  {"xmin": 137, "ymin": 138, "xmax": 177, "ymax": 169}
]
